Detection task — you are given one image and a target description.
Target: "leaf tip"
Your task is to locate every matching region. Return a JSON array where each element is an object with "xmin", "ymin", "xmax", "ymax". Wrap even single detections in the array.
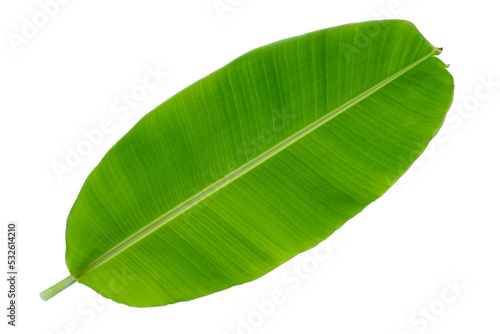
[{"xmin": 432, "ymin": 46, "xmax": 443, "ymax": 55}]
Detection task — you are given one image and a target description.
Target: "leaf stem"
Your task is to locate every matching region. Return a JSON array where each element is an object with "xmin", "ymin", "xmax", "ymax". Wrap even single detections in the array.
[{"xmin": 40, "ymin": 275, "xmax": 76, "ymax": 301}]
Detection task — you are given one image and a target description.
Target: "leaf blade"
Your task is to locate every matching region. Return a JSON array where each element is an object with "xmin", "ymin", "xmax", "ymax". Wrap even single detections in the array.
[{"xmin": 63, "ymin": 20, "xmax": 454, "ymax": 306}]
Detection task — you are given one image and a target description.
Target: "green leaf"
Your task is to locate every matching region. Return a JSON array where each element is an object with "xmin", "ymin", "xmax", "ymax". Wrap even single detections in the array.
[{"xmin": 41, "ymin": 19, "xmax": 454, "ymax": 307}]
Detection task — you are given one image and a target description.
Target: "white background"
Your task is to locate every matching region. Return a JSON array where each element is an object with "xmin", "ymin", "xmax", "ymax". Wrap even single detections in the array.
[{"xmin": 1, "ymin": 0, "xmax": 499, "ymax": 333}]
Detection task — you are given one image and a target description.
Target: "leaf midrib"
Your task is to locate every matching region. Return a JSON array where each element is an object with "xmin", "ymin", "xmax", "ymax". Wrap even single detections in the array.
[{"xmin": 75, "ymin": 49, "xmax": 438, "ymax": 278}]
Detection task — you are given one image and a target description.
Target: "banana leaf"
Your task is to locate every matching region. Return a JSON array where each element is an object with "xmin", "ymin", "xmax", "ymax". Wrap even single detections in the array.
[{"xmin": 40, "ymin": 19, "xmax": 454, "ymax": 307}]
